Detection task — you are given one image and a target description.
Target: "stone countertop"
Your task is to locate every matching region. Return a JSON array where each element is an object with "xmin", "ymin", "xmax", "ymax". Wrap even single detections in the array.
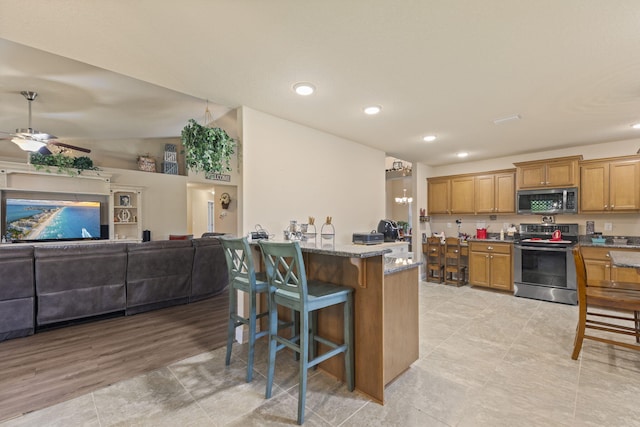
[
  {"xmin": 384, "ymin": 256, "xmax": 422, "ymax": 274},
  {"xmin": 250, "ymin": 239, "xmax": 409, "ymax": 259},
  {"xmin": 609, "ymin": 250, "xmax": 640, "ymax": 268},
  {"xmin": 466, "ymin": 238, "xmax": 515, "ymax": 244},
  {"xmin": 578, "ymin": 236, "xmax": 640, "ymax": 249}
]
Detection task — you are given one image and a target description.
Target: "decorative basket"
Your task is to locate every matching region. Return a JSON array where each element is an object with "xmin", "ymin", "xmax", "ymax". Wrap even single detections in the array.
[{"xmin": 137, "ymin": 156, "xmax": 156, "ymax": 173}]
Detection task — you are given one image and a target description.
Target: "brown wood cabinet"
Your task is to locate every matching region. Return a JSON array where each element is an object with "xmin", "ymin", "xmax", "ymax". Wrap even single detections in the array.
[
  {"xmin": 427, "ymin": 169, "xmax": 515, "ymax": 215},
  {"xmin": 468, "ymin": 241, "xmax": 513, "ymax": 291},
  {"xmin": 580, "ymin": 156, "xmax": 640, "ymax": 212},
  {"xmin": 450, "ymin": 176, "xmax": 474, "ymax": 214},
  {"xmin": 427, "ymin": 178, "xmax": 450, "ymax": 214},
  {"xmin": 514, "ymin": 156, "xmax": 582, "ymax": 189},
  {"xmin": 474, "ymin": 171, "xmax": 515, "ymax": 214},
  {"xmin": 580, "ymin": 246, "xmax": 640, "ymax": 285}
]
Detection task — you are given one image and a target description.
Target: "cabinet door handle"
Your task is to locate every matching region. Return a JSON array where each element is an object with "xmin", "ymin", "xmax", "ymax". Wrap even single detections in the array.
[
  {"xmin": 611, "ymin": 205, "xmax": 615, "ymax": 208},
  {"xmin": 606, "ymin": 253, "xmax": 610, "ymax": 258},
  {"xmin": 604, "ymin": 204, "xmax": 608, "ymax": 208},
  {"xmin": 540, "ymin": 181, "xmax": 545, "ymax": 185},
  {"xmin": 605, "ymin": 264, "xmax": 610, "ymax": 268},
  {"xmin": 487, "ymin": 246, "xmax": 493, "ymax": 250}
]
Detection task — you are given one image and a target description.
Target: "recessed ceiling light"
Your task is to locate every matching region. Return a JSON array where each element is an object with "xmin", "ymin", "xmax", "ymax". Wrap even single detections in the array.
[
  {"xmin": 363, "ymin": 105, "xmax": 382, "ymax": 115},
  {"xmin": 423, "ymin": 135, "xmax": 437, "ymax": 142},
  {"xmin": 457, "ymin": 152, "xmax": 469, "ymax": 158},
  {"xmin": 632, "ymin": 123, "xmax": 640, "ymax": 129},
  {"xmin": 293, "ymin": 82, "xmax": 315, "ymax": 96}
]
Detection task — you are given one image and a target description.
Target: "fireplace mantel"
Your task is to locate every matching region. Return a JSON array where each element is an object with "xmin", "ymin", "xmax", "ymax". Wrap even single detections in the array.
[{"xmin": 0, "ymin": 161, "xmax": 112, "ymax": 195}]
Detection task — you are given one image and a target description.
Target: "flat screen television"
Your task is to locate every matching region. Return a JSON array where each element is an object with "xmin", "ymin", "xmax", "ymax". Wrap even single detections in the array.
[{"xmin": 5, "ymin": 198, "xmax": 102, "ymax": 242}]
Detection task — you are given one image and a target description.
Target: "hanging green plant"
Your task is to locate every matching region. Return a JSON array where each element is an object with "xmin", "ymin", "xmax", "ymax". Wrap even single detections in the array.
[
  {"xmin": 181, "ymin": 119, "xmax": 235, "ymax": 174},
  {"xmin": 30, "ymin": 152, "xmax": 98, "ymax": 176}
]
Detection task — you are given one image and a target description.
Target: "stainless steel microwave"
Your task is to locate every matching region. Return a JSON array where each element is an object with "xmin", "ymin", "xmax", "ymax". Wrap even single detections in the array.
[{"xmin": 516, "ymin": 187, "xmax": 578, "ymax": 215}]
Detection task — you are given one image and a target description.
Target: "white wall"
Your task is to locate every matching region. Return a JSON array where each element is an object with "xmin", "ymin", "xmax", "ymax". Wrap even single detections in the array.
[
  {"xmin": 241, "ymin": 107, "xmax": 386, "ymax": 244},
  {"xmin": 106, "ymin": 167, "xmax": 188, "ymax": 241}
]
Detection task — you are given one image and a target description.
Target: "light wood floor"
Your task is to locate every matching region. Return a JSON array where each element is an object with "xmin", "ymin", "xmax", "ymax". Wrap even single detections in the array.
[{"xmin": 0, "ymin": 292, "xmax": 229, "ymax": 423}]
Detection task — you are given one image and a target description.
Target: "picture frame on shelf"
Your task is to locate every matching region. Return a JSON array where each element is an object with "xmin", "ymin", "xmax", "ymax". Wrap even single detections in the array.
[{"xmin": 119, "ymin": 195, "xmax": 131, "ymax": 207}]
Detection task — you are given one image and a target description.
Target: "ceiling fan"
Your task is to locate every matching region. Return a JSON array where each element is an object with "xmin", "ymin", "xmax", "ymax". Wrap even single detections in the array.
[{"xmin": 0, "ymin": 91, "xmax": 91, "ymax": 154}]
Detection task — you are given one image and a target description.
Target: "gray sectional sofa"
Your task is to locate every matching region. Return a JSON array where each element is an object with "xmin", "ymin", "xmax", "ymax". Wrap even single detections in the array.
[{"xmin": 0, "ymin": 237, "xmax": 228, "ymax": 342}]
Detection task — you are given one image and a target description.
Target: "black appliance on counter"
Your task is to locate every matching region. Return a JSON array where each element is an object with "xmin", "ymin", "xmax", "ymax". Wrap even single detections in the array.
[
  {"xmin": 377, "ymin": 219, "xmax": 399, "ymax": 242},
  {"xmin": 352, "ymin": 231, "xmax": 384, "ymax": 245},
  {"xmin": 513, "ymin": 223, "xmax": 579, "ymax": 305}
]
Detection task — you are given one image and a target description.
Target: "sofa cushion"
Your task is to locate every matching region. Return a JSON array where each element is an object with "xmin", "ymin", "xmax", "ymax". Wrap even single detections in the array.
[
  {"xmin": 0, "ymin": 245, "xmax": 34, "ymax": 300},
  {"xmin": 126, "ymin": 240, "xmax": 194, "ymax": 312},
  {"xmin": 191, "ymin": 237, "xmax": 229, "ymax": 301},
  {"xmin": 0, "ymin": 245, "xmax": 35, "ymax": 340},
  {"xmin": 35, "ymin": 243, "xmax": 128, "ymax": 325}
]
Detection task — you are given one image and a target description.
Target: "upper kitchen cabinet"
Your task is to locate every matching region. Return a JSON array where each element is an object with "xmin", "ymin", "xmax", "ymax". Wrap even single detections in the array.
[
  {"xmin": 427, "ymin": 177, "xmax": 450, "ymax": 214},
  {"xmin": 427, "ymin": 176, "xmax": 473, "ymax": 215},
  {"xmin": 580, "ymin": 155, "xmax": 640, "ymax": 212},
  {"xmin": 474, "ymin": 170, "xmax": 516, "ymax": 214},
  {"xmin": 514, "ymin": 155, "xmax": 582, "ymax": 189},
  {"xmin": 450, "ymin": 176, "xmax": 475, "ymax": 214},
  {"xmin": 427, "ymin": 169, "xmax": 515, "ymax": 215}
]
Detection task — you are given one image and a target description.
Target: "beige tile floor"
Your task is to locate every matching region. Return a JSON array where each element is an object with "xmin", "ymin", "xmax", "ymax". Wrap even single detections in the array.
[{"xmin": 3, "ymin": 282, "xmax": 640, "ymax": 426}]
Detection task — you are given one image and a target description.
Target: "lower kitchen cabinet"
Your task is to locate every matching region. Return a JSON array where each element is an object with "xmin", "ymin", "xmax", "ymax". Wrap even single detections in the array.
[
  {"xmin": 580, "ymin": 246, "xmax": 640, "ymax": 285},
  {"xmin": 469, "ymin": 241, "xmax": 513, "ymax": 291}
]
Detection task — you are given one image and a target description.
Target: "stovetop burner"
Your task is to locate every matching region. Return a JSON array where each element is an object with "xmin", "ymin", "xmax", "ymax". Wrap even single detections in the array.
[{"xmin": 517, "ymin": 223, "xmax": 579, "ymax": 246}]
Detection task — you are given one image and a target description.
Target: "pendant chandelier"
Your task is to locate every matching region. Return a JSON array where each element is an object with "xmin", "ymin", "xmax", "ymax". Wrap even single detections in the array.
[{"xmin": 395, "ymin": 189, "xmax": 413, "ymax": 205}]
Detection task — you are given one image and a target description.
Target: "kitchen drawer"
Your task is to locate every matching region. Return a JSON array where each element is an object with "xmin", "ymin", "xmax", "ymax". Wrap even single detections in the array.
[
  {"xmin": 469, "ymin": 242, "xmax": 511, "ymax": 254},
  {"xmin": 581, "ymin": 246, "xmax": 638, "ymax": 260}
]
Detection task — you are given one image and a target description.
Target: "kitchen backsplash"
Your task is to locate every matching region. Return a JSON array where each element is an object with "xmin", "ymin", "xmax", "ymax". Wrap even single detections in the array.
[{"xmin": 423, "ymin": 213, "xmax": 640, "ymax": 239}]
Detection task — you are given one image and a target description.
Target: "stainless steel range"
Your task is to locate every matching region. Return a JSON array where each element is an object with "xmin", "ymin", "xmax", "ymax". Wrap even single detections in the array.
[{"xmin": 513, "ymin": 223, "xmax": 579, "ymax": 305}]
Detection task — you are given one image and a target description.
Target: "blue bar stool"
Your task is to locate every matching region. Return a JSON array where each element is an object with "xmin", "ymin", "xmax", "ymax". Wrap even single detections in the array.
[
  {"xmin": 220, "ymin": 236, "xmax": 269, "ymax": 382},
  {"xmin": 259, "ymin": 240, "xmax": 354, "ymax": 425}
]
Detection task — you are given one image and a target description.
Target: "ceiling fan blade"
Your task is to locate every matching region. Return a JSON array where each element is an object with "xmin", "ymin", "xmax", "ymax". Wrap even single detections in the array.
[
  {"xmin": 38, "ymin": 146, "xmax": 53, "ymax": 155},
  {"xmin": 47, "ymin": 141, "xmax": 91, "ymax": 153}
]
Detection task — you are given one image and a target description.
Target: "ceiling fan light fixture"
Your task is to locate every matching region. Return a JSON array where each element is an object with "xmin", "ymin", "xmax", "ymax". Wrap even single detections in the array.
[
  {"xmin": 423, "ymin": 135, "xmax": 437, "ymax": 142},
  {"xmin": 631, "ymin": 123, "xmax": 640, "ymax": 129},
  {"xmin": 11, "ymin": 137, "xmax": 46, "ymax": 152}
]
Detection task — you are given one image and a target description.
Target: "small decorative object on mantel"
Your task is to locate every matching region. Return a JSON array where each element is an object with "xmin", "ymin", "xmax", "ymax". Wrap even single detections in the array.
[
  {"xmin": 220, "ymin": 192, "xmax": 231, "ymax": 209},
  {"xmin": 137, "ymin": 154, "xmax": 156, "ymax": 173},
  {"xmin": 181, "ymin": 101, "xmax": 235, "ymax": 174},
  {"xmin": 162, "ymin": 144, "xmax": 178, "ymax": 175}
]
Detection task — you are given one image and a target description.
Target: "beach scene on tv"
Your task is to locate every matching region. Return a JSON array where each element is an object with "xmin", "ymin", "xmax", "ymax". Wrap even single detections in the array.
[{"xmin": 6, "ymin": 199, "xmax": 101, "ymax": 241}]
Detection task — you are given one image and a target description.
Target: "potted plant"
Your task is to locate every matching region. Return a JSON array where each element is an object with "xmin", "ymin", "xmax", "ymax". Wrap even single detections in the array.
[
  {"xmin": 181, "ymin": 119, "xmax": 235, "ymax": 174},
  {"xmin": 29, "ymin": 152, "xmax": 98, "ymax": 175}
]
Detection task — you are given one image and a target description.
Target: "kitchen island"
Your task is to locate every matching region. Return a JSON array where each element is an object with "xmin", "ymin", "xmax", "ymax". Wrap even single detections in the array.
[{"xmin": 252, "ymin": 240, "xmax": 419, "ymax": 404}]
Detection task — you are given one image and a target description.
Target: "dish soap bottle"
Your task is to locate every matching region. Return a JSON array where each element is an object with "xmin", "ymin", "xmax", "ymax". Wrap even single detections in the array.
[{"xmin": 499, "ymin": 229, "xmax": 504, "ymax": 241}]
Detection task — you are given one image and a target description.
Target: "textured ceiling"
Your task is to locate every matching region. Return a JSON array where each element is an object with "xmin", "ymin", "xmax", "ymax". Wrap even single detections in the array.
[{"xmin": 1, "ymin": 1, "xmax": 640, "ymax": 165}]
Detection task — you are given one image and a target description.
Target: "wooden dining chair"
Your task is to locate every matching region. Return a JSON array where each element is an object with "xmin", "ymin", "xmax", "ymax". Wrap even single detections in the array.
[
  {"xmin": 444, "ymin": 237, "xmax": 466, "ymax": 286},
  {"xmin": 571, "ymin": 246, "xmax": 640, "ymax": 359},
  {"xmin": 426, "ymin": 237, "xmax": 444, "ymax": 283}
]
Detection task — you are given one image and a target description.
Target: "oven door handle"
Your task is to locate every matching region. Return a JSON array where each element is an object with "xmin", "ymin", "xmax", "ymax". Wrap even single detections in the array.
[{"xmin": 514, "ymin": 244, "xmax": 572, "ymax": 253}]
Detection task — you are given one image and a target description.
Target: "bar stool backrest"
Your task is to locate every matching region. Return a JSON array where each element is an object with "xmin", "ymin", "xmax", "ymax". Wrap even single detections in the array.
[
  {"xmin": 259, "ymin": 241, "xmax": 309, "ymax": 301},
  {"xmin": 220, "ymin": 237, "xmax": 258, "ymax": 288}
]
